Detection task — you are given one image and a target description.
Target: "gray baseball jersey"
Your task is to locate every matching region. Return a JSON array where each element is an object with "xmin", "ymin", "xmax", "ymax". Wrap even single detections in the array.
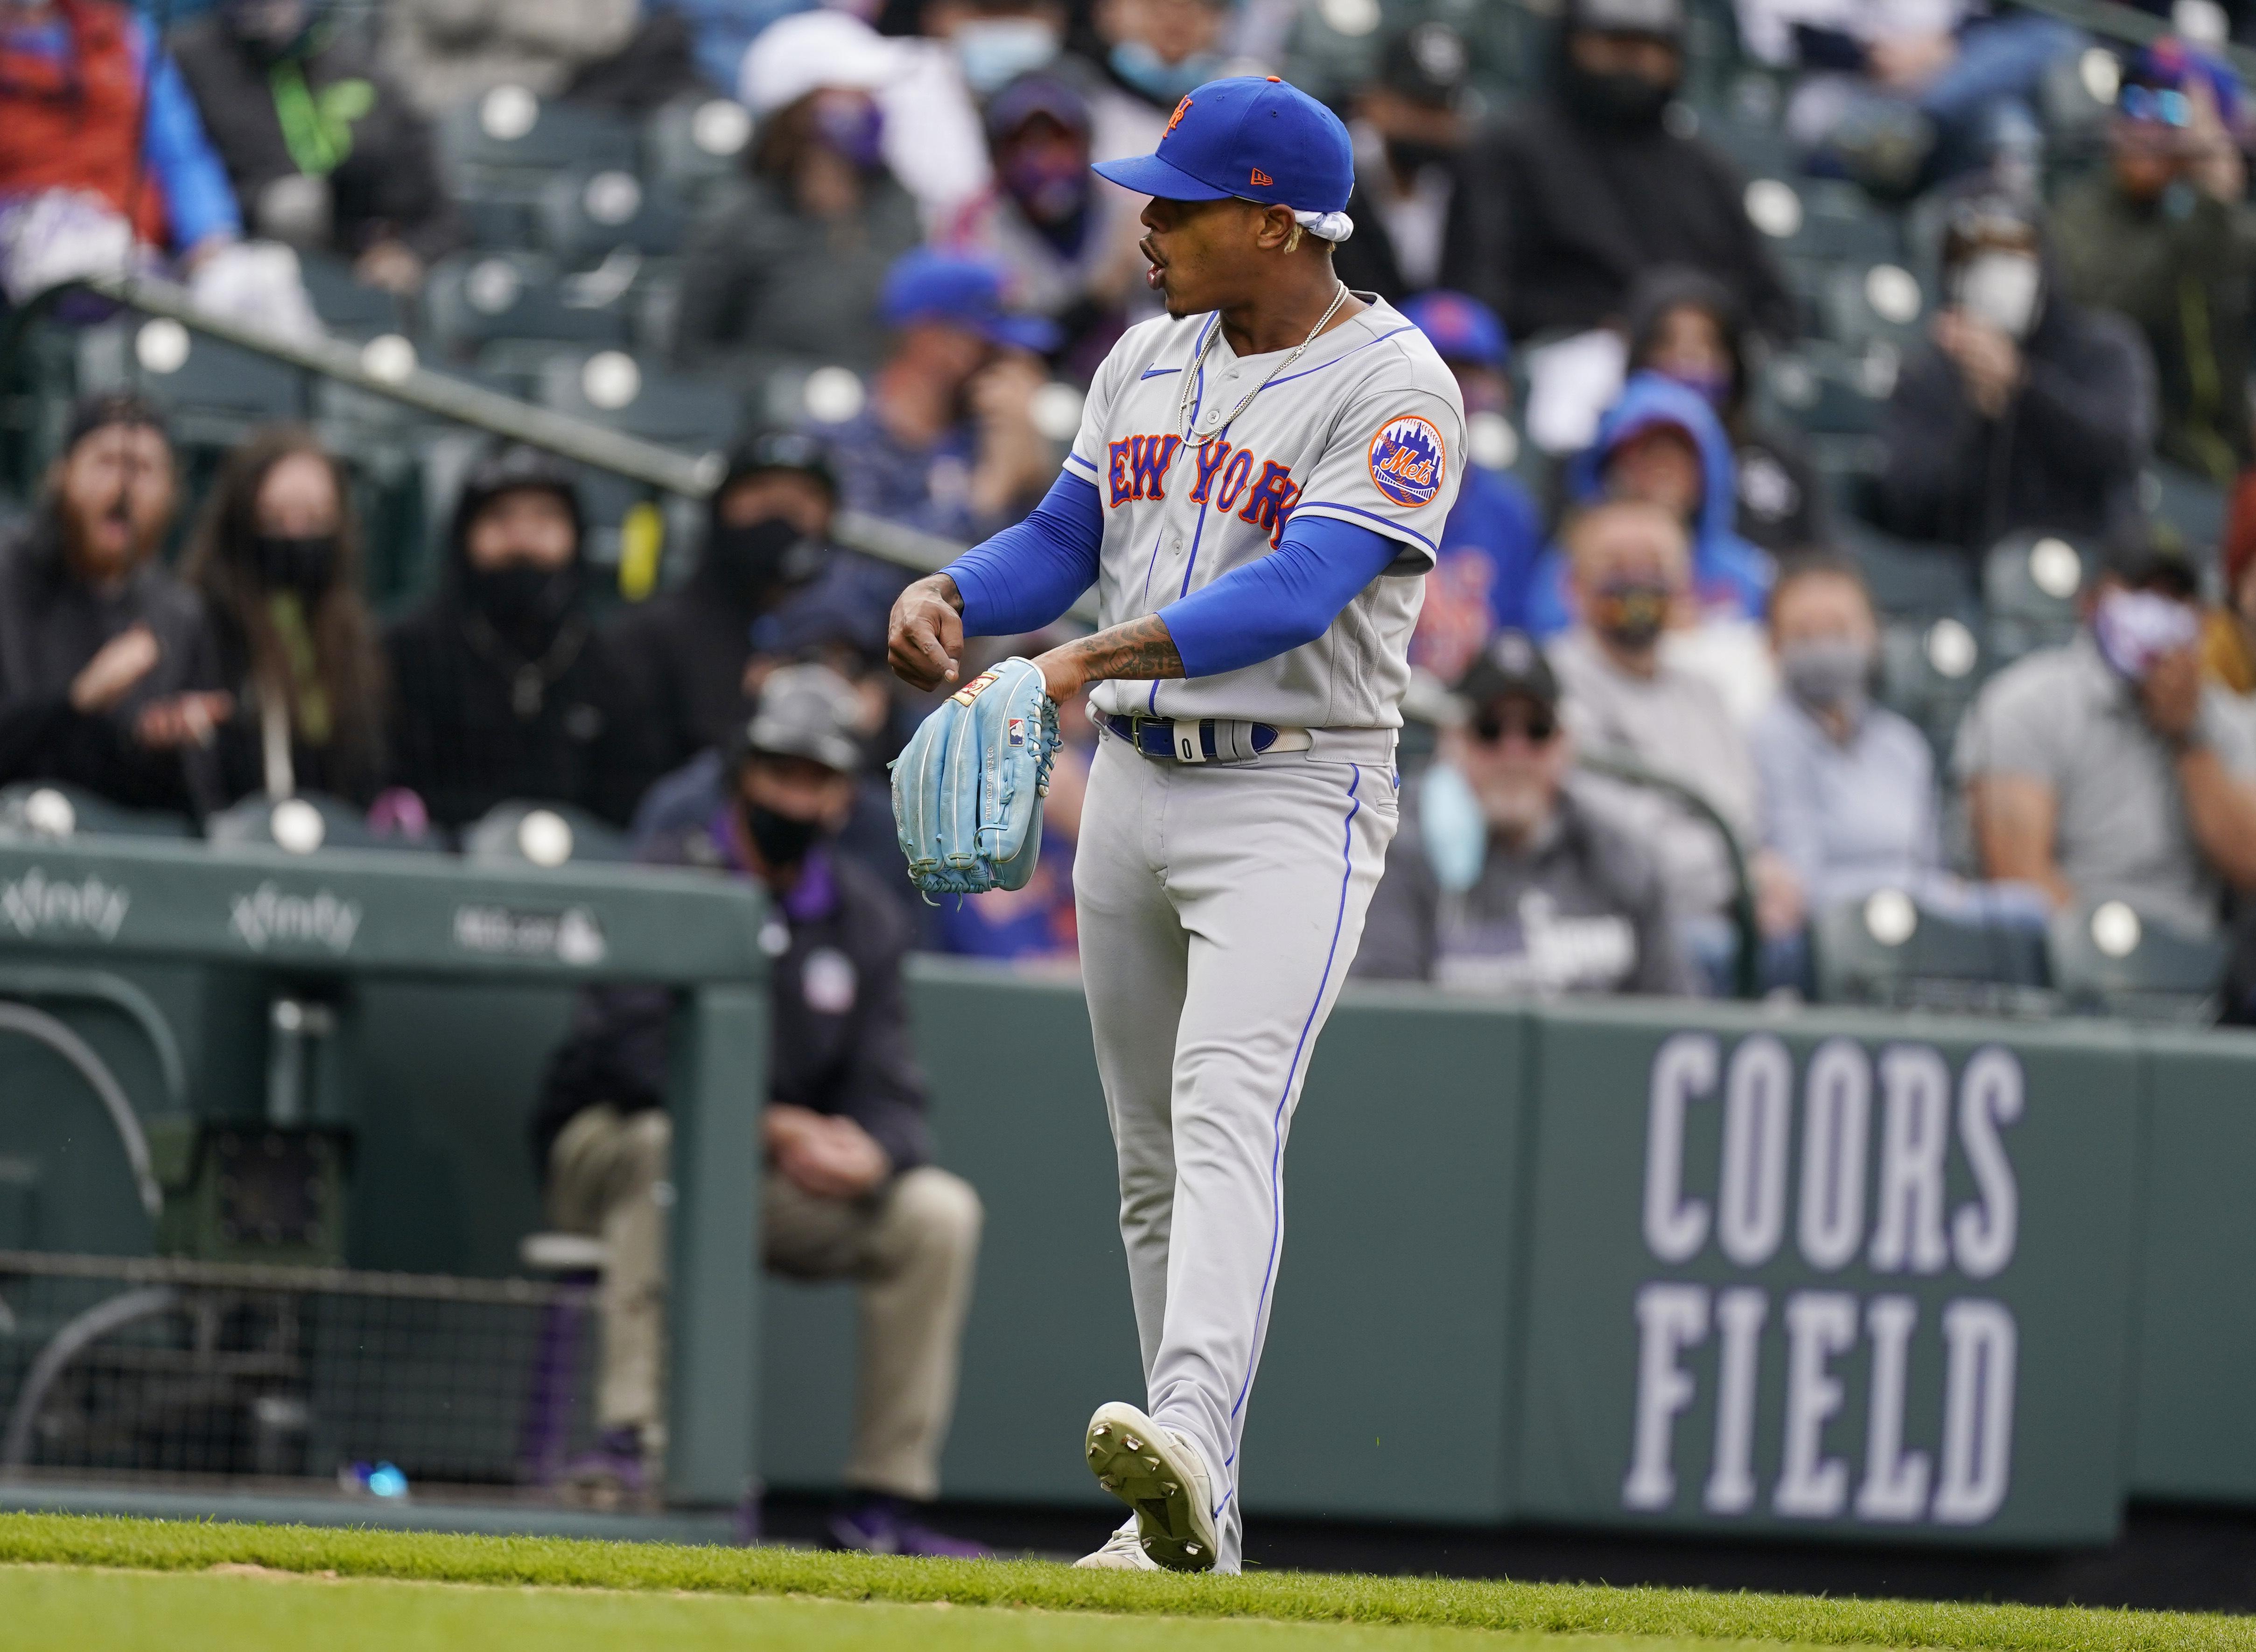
[{"xmin": 1065, "ymin": 296, "xmax": 1467, "ymax": 729}]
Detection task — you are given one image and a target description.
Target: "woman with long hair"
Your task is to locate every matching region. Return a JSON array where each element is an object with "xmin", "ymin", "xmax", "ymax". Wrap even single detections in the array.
[{"xmin": 182, "ymin": 426, "xmax": 387, "ymax": 805}]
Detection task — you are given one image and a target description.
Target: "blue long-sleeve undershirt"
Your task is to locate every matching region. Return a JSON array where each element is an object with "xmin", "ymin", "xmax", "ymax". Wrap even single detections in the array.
[{"xmin": 942, "ymin": 470, "xmax": 1403, "ymax": 680}]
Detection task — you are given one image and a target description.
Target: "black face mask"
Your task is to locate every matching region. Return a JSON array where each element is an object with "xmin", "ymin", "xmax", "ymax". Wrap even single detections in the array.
[
  {"xmin": 706, "ymin": 515, "xmax": 819, "ymax": 607},
  {"xmin": 1562, "ymin": 59, "xmax": 1675, "ymax": 127},
  {"xmin": 466, "ymin": 562, "xmax": 579, "ymax": 644},
  {"xmin": 743, "ymin": 799, "xmax": 823, "ymax": 868},
  {"xmin": 251, "ymin": 533, "xmax": 336, "ymax": 597}
]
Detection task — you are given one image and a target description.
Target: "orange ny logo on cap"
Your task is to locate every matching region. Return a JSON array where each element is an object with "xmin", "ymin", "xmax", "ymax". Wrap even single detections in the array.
[
  {"xmin": 1166, "ymin": 96, "xmax": 1192, "ymax": 135},
  {"xmin": 1250, "ymin": 167, "xmax": 1273, "ymax": 186}
]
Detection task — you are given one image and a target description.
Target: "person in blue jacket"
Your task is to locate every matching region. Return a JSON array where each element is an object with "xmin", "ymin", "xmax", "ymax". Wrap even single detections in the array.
[
  {"xmin": 1525, "ymin": 368, "xmax": 1773, "ymax": 638},
  {"xmin": 1397, "ymin": 290, "xmax": 1545, "ymax": 684}
]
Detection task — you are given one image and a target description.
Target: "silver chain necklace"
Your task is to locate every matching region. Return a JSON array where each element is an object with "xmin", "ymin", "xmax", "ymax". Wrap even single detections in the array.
[{"xmin": 1176, "ymin": 281, "xmax": 1353, "ymax": 442}]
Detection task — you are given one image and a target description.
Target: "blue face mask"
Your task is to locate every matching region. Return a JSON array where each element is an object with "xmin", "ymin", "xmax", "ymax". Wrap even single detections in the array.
[
  {"xmin": 956, "ymin": 17, "xmax": 1061, "ymax": 95},
  {"xmin": 1109, "ymin": 41, "xmax": 1222, "ymax": 106},
  {"xmin": 1660, "ymin": 364, "xmax": 1731, "ymax": 408}
]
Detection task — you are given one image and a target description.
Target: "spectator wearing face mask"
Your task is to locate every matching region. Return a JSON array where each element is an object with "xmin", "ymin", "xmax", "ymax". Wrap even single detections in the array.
[
  {"xmin": 1752, "ymin": 557, "xmax": 1941, "ymax": 925},
  {"xmin": 679, "ymin": 13, "xmax": 924, "ymax": 385},
  {"xmin": 1957, "ymin": 537, "xmax": 2256, "ymax": 939},
  {"xmin": 168, "ymin": 0, "xmax": 460, "ymax": 297},
  {"xmin": 2052, "ymin": 39, "xmax": 2256, "ymax": 487},
  {"xmin": 1086, "ymin": 0, "xmax": 1233, "ymax": 162},
  {"xmin": 180, "ymin": 427, "xmax": 388, "ymax": 807},
  {"xmin": 1878, "ymin": 183, "xmax": 2156, "ymax": 556},
  {"xmin": 384, "ymin": 444, "xmax": 662, "ymax": 831},
  {"xmin": 0, "ymin": 394, "xmax": 230, "ymax": 815},
  {"xmin": 1399, "ymin": 291, "xmax": 1545, "ymax": 683},
  {"xmin": 808, "ymin": 248, "xmax": 1058, "ymax": 543},
  {"xmin": 1356, "ymin": 630, "xmax": 1691, "ymax": 994},
  {"xmin": 1625, "ymin": 264, "xmax": 1829, "ymax": 556},
  {"xmin": 1332, "ymin": 22, "xmax": 1470, "ymax": 303},
  {"xmin": 871, "ymin": 0, "xmax": 1065, "ymax": 233},
  {"xmin": 1440, "ymin": 0, "xmax": 1795, "ymax": 348},
  {"xmin": 534, "ymin": 665, "xmax": 987, "ymax": 1552},
  {"xmin": 940, "ymin": 68, "xmax": 1148, "ymax": 374},
  {"xmin": 605, "ymin": 430, "xmax": 836, "ymax": 782},
  {"xmin": 0, "ymin": 0, "xmax": 241, "ymax": 303}
]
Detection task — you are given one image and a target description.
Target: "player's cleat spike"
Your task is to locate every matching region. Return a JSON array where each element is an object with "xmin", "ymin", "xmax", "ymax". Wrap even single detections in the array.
[{"xmin": 1081, "ymin": 1401, "xmax": 1219, "ymax": 1573}]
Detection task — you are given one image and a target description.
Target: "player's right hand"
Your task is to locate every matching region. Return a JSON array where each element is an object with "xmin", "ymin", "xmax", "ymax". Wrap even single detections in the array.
[{"xmin": 888, "ymin": 573, "xmax": 967, "ymax": 692}]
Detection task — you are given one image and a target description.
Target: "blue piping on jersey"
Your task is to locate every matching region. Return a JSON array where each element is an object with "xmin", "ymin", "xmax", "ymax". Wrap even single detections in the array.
[
  {"xmin": 1065, "ymin": 451, "xmax": 1099, "ymax": 474},
  {"xmin": 1257, "ymin": 325, "xmax": 1419, "ymax": 392},
  {"xmin": 1293, "ymin": 500, "xmax": 1439, "ymax": 556},
  {"xmin": 1139, "ymin": 366, "xmax": 1181, "ymax": 379},
  {"xmin": 1219, "ymin": 762, "xmax": 1364, "ymax": 1503}
]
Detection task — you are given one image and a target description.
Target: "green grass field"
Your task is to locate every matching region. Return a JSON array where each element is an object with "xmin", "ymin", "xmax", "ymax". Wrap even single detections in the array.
[{"xmin": 0, "ymin": 1513, "xmax": 2248, "ymax": 1652}]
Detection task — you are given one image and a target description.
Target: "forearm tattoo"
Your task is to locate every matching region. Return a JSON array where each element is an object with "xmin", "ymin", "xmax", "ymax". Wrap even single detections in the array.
[{"xmin": 1064, "ymin": 614, "xmax": 1184, "ymax": 685}]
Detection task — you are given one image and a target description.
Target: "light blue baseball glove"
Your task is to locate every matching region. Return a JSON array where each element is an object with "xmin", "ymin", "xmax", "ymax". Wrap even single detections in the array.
[{"xmin": 890, "ymin": 656, "xmax": 1062, "ymax": 896}]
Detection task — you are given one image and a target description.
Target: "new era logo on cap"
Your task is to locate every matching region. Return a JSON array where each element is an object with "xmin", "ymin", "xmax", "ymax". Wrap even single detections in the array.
[{"xmin": 1250, "ymin": 167, "xmax": 1273, "ymax": 186}]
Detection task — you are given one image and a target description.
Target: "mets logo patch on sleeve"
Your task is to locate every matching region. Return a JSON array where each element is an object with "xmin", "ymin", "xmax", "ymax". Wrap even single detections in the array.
[{"xmin": 1366, "ymin": 415, "xmax": 1447, "ymax": 508}]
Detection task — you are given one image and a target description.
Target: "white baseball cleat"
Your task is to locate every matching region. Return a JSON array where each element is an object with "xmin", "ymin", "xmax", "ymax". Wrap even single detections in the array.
[
  {"xmin": 1073, "ymin": 1514, "xmax": 1160, "ymax": 1569},
  {"xmin": 1082, "ymin": 1400, "xmax": 1219, "ymax": 1572}
]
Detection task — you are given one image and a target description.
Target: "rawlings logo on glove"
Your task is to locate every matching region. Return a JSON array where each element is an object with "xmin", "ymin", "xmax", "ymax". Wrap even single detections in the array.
[{"xmin": 891, "ymin": 656, "xmax": 1061, "ymax": 896}]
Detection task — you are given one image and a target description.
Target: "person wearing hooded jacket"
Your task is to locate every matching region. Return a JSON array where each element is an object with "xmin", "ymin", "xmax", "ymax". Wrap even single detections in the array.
[
  {"xmin": 1439, "ymin": 0, "xmax": 1796, "ymax": 346},
  {"xmin": 1878, "ymin": 182, "xmax": 2155, "ymax": 555},
  {"xmin": 1625, "ymin": 265, "xmax": 1830, "ymax": 556},
  {"xmin": 384, "ymin": 443, "xmax": 663, "ymax": 831},
  {"xmin": 1526, "ymin": 371, "xmax": 1774, "ymax": 639}
]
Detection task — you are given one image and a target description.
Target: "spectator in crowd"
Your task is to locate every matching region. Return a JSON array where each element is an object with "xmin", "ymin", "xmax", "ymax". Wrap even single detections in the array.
[
  {"xmin": 385, "ymin": 443, "xmax": 659, "ymax": 831},
  {"xmin": 1957, "ymin": 538, "xmax": 2256, "ymax": 938},
  {"xmin": 1625, "ymin": 264, "xmax": 1830, "ymax": 556},
  {"xmin": 677, "ymin": 11, "xmax": 925, "ymax": 383},
  {"xmin": 1399, "ymin": 291, "xmax": 1544, "ymax": 682},
  {"xmin": 1086, "ymin": 0, "xmax": 1233, "ymax": 164},
  {"xmin": 1548, "ymin": 501, "xmax": 1794, "ymax": 987},
  {"xmin": 533, "ymin": 666, "xmax": 986, "ymax": 1554},
  {"xmin": 0, "ymin": 394, "xmax": 230, "ymax": 815},
  {"xmin": 169, "ymin": 0, "xmax": 461, "ymax": 296},
  {"xmin": 0, "ymin": 0, "xmax": 240, "ymax": 303},
  {"xmin": 881, "ymin": 0, "xmax": 1072, "ymax": 231},
  {"xmin": 2053, "ymin": 38, "xmax": 2256, "ymax": 486},
  {"xmin": 180, "ymin": 427, "xmax": 388, "ymax": 807},
  {"xmin": 808, "ymin": 248, "xmax": 1058, "ymax": 542},
  {"xmin": 2208, "ymin": 468, "xmax": 2256, "ymax": 704},
  {"xmin": 1878, "ymin": 183, "xmax": 2155, "ymax": 555},
  {"xmin": 607, "ymin": 430, "xmax": 834, "ymax": 781},
  {"xmin": 941, "ymin": 69, "xmax": 1148, "ymax": 376},
  {"xmin": 1752, "ymin": 557, "xmax": 1941, "ymax": 920},
  {"xmin": 1441, "ymin": 0, "xmax": 1795, "ymax": 346},
  {"xmin": 1531, "ymin": 371, "xmax": 1776, "ymax": 719},
  {"xmin": 1333, "ymin": 21, "xmax": 1470, "ymax": 302},
  {"xmin": 1357, "ymin": 630, "xmax": 1690, "ymax": 994},
  {"xmin": 382, "ymin": 0, "xmax": 640, "ymax": 119},
  {"xmin": 1733, "ymin": 0, "xmax": 2082, "ymax": 193}
]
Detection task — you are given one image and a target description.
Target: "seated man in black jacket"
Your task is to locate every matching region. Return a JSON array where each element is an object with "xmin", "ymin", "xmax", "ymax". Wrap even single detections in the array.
[
  {"xmin": 532, "ymin": 665, "xmax": 986, "ymax": 1555},
  {"xmin": 1878, "ymin": 183, "xmax": 2155, "ymax": 554},
  {"xmin": 170, "ymin": 0, "xmax": 460, "ymax": 294},
  {"xmin": 0, "ymin": 393, "xmax": 232, "ymax": 816},
  {"xmin": 1440, "ymin": 0, "xmax": 1795, "ymax": 346},
  {"xmin": 385, "ymin": 444, "xmax": 661, "ymax": 831}
]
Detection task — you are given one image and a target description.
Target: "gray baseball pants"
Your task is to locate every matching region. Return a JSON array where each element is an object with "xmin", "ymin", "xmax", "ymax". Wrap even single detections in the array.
[{"xmin": 1074, "ymin": 727, "xmax": 1398, "ymax": 1572}]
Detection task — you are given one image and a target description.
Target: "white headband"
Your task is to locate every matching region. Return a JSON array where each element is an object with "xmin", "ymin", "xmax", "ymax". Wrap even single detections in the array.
[{"xmin": 1294, "ymin": 209, "xmax": 1355, "ymax": 245}]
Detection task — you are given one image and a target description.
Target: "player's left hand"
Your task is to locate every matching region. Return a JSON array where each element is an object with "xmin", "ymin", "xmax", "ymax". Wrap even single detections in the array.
[{"xmin": 888, "ymin": 574, "xmax": 967, "ymax": 691}]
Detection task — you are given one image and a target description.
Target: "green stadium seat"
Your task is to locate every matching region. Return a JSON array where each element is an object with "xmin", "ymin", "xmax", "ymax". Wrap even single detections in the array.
[
  {"xmin": 78, "ymin": 316, "xmax": 308, "ymax": 441},
  {"xmin": 462, "ymin": 801, "xmax": 634, "ymax": 867},
  {"xmin": 534, "ymin": 350, "xmax": 738, "ymax": 449},
  {"xmin": 538, "ymin": 166, "xmax": 689, "ymax": 269},
  {"xmin": 1983, "ymin": 528, "xmax": 2089, "ymax": 665},
  {"xmin": 295, "ymin": 252, "xmax": 406, "ymax": 339},
  {"xmin": 438, "ymin": 85, "xmax": 638, "ymax": 189},
  {"xmin": 205, "ymin": 792, "xmax": 429, "ymax": 854},
  {"xmin": 1762, "ymin": 341, "xmax": 1887, "ymax": 435},
  {"xmin": 1745, "ymin": 175, "xmax": 1905, "ymax": 265},
  {"xmin": 0, "ymin": 782, "xmax": 193, "ymax": 841},
  {"xmin": 643, "ymin": 95, "xmax": 754, "ymax": 203},
  {"xmin": 2049, "ymin": 898, "xmax": 2229, "ymax": 1022},
  {"xmin": 1878, "ymin": 613, "xmax": 1986, "ymax": 758},
  {"xmin": 1815, "ymin": 259, "xmax": 1928, "ymax": 351},
  {"xmin": 1811, "ymin": 887, "xmax": 2051, "ymax": 1014},
  {"xmin": 423, "ymin": 252, "xmax": 631, "ymax": 363},
  {"xmin": 2141, "ymin": 460, "xmax": 2227, "ymax": 562}
]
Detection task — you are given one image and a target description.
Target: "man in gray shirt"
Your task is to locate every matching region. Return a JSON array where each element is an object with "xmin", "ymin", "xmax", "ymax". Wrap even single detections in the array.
[
  {"xmin": 1956, "ymin": 542, "xmax": 2256, "ymax": 937},
  {"xmin": 1358, "ymin": 631, "xmax": 1692, "ymax": 994}
]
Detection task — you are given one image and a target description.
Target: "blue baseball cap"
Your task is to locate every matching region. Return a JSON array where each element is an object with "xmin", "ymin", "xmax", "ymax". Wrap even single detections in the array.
[
  {"xmin": 881, "ymin": 249, "xmax": 1061, "ymax": 353},
  {"xmin": 1091, "ymin": 76, "xmax": 1352, "ymax": 214},
  {"xmin": 1401, "ymin": 290, "xmax": 1510, "ymax": 370}
]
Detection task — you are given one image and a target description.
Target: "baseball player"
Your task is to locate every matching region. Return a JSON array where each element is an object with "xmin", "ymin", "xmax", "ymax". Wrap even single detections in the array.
[{"xmin": 887, "ymin": 76, "xmax": 1464, "ymax": 1573}]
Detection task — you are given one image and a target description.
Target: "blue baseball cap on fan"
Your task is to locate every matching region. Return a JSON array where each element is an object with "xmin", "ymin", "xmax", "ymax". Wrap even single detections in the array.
[
  {"xmin": 882, "ymin": 249, "xmax": 1061, "ymax": 353},
  {"xmin": 1401, "ymin": 290, "xmax": 1510, "ymax": 370},
  {"xmin": 1092, "ymin": 76, "xmax": 1353, "ymax": 213}
]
